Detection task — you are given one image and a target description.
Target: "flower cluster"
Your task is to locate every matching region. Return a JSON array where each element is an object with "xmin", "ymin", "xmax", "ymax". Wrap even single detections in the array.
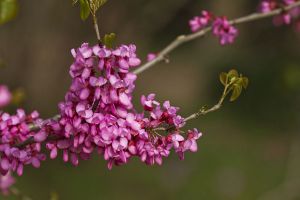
[
  {"xmin": 0, "ymin": 109, "xmax": 45, "ymax": 176},
  {"xmin": 189, "ymin": 11, "xmax": 238, "ymax": 45},
  {"xmin": 39, "ymin": 43, "xmax": 202, "ymax": 169},
  {"xmin": 259, "ymin": 0, "xmax": 300, "ymax": 25},
  {"xmin": 0, "ymin": 43, "xmax": 202, "ymax": 180},
  {"xmin": 212, "ymin": 17, "xmax": 239, "ymax": 45},
  {"xmin": 189, "ymin": 10, "xmax": 213, "ymax": 32},
  {"xmin": 189, "ymin": 0, "xmax": 300, "ymax": 45}
]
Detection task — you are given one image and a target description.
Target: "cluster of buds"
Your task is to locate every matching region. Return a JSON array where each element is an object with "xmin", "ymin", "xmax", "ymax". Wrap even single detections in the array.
[
  {"xmin": 0, "ymin": 109, "xmax": 45, "ymax": 176},
  {"xmin": 189, "ymin": 0, "xmax": 300, "ymax": 46},
  {"xmin": 189, "ymin": 10, "xmax": 239, "ymax": 45},
  {"xmin": 259, "ymin": 0, "xmax": 300, "ymax": 25},
  {"xmin": 32, "ymin": 43, "xmax": 203, "ymax": 169}
]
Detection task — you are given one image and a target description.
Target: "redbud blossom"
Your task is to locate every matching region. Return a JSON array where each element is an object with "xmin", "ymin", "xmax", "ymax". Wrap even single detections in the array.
[
  {"xmin": 147, "ymin": 53, "xmax": 157, "ymax": 62},
  {"xmin": 42, "ymin": 43, "xmax": 202, "ymax": 169},
  {"xmin": 189, "ymin": 10, "xmax": 212, "ymax": 32},
  {"xmin": 212, "ymin": 17, "xmax": 239, "ymax": 45}
]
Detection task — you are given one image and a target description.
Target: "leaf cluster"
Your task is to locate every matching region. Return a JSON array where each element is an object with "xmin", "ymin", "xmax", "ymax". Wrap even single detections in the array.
[
  {"xmin": 219, "ymin": 69, "xmax": 249, "ymax": 102},
  {"xmin": 73, "ymin": 0, "xmax": 107, "ymax": 20}
]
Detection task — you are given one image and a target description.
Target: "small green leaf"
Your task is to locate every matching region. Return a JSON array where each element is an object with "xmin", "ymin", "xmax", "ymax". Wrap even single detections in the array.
[
  {"xmin": 219, "ymin": 72, "xmax": 227, "ymax": 86},
  {"xmin": 228, "ymin": 69, "xmax": 238, "ymax": 77},
  {"xmin": 90, "ymin": 0, "xmax": 107, "ymax": 12},
  {"xmin": 227, "ymin": 69, "xmax": 239, "ymax": 83},
  {"xmin": 103, "ymin": 33, "xmax": 116, "ymax": 48},
  {"xmin": 242, "ymin": 77, "xmax": 249, "ymax": 89},
  {"xmin": 230, "ymin": 85, "xmax": 242, "ymax": 102},
  {"xmin": 0, "ymin": 0, "xmax": 18, "ymax": 25},
  {"xmin": 79, "ymin": 0, "xmax": 90, "ymax": 20}
]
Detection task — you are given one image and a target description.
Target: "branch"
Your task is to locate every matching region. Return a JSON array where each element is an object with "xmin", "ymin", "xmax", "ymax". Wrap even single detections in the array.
[
  {"xmin": 154, "ymin": 78, "xmax": 234, "ymax": 132},
  {"xmin": 92, "ymin": 14, "xmax": 101, "ymax": 44},
  {"xmin": 133, "ymin": 1, "xmax": 300, "ymax": 75},
  {"xmin": 88, "ymin": 0, "xmax": 102, "ymax": 44},
  {"xmin": 16, "ymin": 76, "xmax": 232, "ymax": 147},
  {"xmin": 16, "ymin": 135, "xmax": 64, "ymax": 149}
]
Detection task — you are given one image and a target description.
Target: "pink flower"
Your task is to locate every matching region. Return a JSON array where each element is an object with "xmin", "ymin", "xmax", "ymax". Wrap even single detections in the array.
[
  {"xmin": 259, "ymin": 0, "xmax": 277, "ymax": 13},
  {"xmin": 147, "ymin": 53, "xmax": 157, "ymax": 62},
  {"xmin": 141, "ymin": 93, "xmax": 159, "ymax": 111},
  {"xmin": 0, "ymin": 85, "xmax": 11, "ymax": 108},
  {"xmin": 259, "ymin": 0, "xmax": 300, "ymax": 26},
  {"xmin": 184, "ymin": 129, "xmax": 202, "ymax": 152},
  {"xmin": 189, "ymin": 10, "xmax": 212, "ymax": 32},
  {"xmin": 212, "ymin": 17, "xmax": 239, "ymax": 45}
]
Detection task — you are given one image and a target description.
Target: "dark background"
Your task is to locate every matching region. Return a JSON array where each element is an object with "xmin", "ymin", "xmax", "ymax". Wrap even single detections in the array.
[{"xmin": 1, "ymin": 0, "xmax": 300, "ymax": 199}]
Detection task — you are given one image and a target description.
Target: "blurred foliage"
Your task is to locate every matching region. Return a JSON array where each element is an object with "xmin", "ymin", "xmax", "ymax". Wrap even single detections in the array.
[
  {"xmin": 0, "ymin": 58, "xmax": 5, "ymax": 68},
  {"xmin": 0, "ymin": 0, "xmax": 18, "ymax": 25},
  {"xmin": 11, "ymin": 88, "xmax": 25, "ymax": 106},
  {"xmin": 50, "ymin": 192, "xmax": 59, "ymax": 200},
  {"xmin": 103, "ymin": 32, "xmax": 116, "ymax": 48},
  {"xmin": 283, "ymin": 64, "xmax": 300, "ymax": 91}
]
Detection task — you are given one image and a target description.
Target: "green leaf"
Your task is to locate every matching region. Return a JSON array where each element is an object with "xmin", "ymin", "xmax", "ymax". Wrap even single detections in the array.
[
  {"xmin": 227, "ymin": 69, "xmax": 239, "ymax": 83},
  {"xmin": 0, "ymin": 0, "xmax": 18, "ymax": 25},
  {"xmin": 219, "ymin": 72, "xmax": 227, "ymax": 86},
  {"xmin": 230, "ymin": 85, "xmax": 242, "ymax": 102},
  {"xmin": 79, "ymin": 0, "xmax": 90, "ymax": 20},
  {"xmin": 90, "ymin": 0, "xmax": 107, "ymax": 12},
  {"xmin": 103, "ymin": 33, "xmax": 116, "ymax": 48},
  {"xmin": 228, "ymin": 69, "xmax": 238, "ymax": 78},
  {"xmin": 242, "ymin": 77, "xmax": 249, "ymax": 89}
]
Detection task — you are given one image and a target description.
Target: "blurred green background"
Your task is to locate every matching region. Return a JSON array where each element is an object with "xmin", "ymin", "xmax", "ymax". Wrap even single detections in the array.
[{"xmin": 1, "ymin": 0, "xmax": 300, "ymax": 199}]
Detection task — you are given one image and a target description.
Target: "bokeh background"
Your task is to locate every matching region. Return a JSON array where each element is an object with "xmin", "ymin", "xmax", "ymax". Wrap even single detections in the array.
[{"xmin": 1, "ymin": 0, "xmax": 300, "ymax": 199}]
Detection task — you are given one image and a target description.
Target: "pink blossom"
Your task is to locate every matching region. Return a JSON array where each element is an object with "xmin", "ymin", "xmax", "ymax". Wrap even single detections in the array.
[
  {"xmin": 259, "ymin": 0, "xmax": 300, "ymax": 26},
  {"xmin": 212, "ymin": 17, "xmax": 239, "ymax": 45},
  {"xmin": 147, "ymin": 53, "xmax": 157, "ymax": 62},
  {"xmin": 259, "ymin": 0, "xmax": 277, "ymax": 13},
  {"xmin": 189, "ymin": 10, "xmax": 212, "ymax": 32},
  {"xmin": 0, "ymin": 109, "xmax": 45, "ymax": 176}
]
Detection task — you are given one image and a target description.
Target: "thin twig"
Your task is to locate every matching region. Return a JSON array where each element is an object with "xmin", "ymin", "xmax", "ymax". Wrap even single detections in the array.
[
  {"xmin": 88, "ymin": 0, "xmax": 102, "ymax": 44},
  {"xmin": 133, "ymin": 1, "xmax": 300, "ymax": 75},
  {"xmin": 16, "ymin": 135, "xmax": 64, "ymax": 149},
  {"xmin": 154, "ymin": 82, "xmax": 232, "ymax": 132},
  {"xmin": 92, "ymin": 14, "xmax": 101, "ymax": 44}
]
